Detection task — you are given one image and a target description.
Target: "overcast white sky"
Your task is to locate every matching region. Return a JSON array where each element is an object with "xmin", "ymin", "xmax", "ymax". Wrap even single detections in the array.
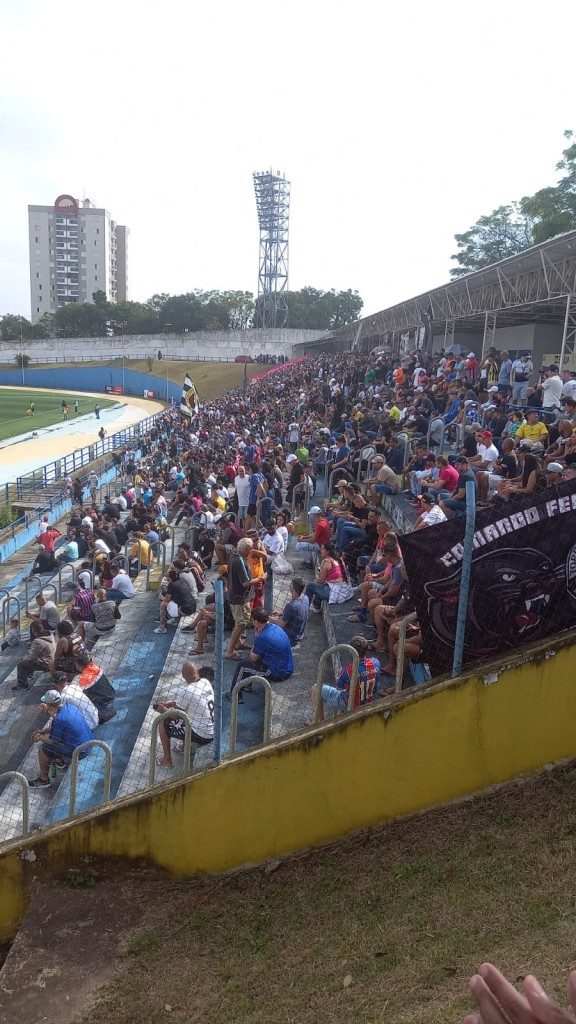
[{"xmin": 1, "ymin": 0, "xmax": 575, "ymax": 321}]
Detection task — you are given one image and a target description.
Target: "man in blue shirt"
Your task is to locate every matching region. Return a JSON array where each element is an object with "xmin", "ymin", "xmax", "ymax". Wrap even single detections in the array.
[
  {"xmin": 29, "ymin": 688, "xmax": 92, "ymax": 788},
  {"xmin": 225, "ymin": 609, "xmax": 294, "ymax": 703},
  {"xmin": 246, "ymin": 463, "xmax": 265, "ymax": 530},
  {"xmin": 271, "ymin": 577, "xmax": 309, "ymax": 646}
]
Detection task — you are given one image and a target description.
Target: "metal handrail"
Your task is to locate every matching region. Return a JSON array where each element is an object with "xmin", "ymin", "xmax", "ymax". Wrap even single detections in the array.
[
  {"xmin": 69, "ymin": 740, "xmax": 113, "ymax": 816},
  {"xmin": 149, "ymin": 710, "xmax": 194, "ymax": 785},
  {"xmin": 395, "ymin": 612, "xmax": 418, "ymax": 693},
  {"xmin": 2, "ymin": 595, "xmax": 21, "ymax": 636},
  {"xmin": 0, "ymin": 772, "xmax": 29, "ymax": 835},
  {"xmin": 162, "ymin": 524, "xmax": 176, "ymax": 560},
  {"xmin": 314, "ymin": 644, "xmax": 359, "ymax": 722},
  {"xmin": 291, "ymin": 481, "xmax": 306, "ymax": 521},
  {"xmin": 356, "ymin": 445, "xmax": 377, "ymax": 483},
  {"xmin": 146, "ymin": 541, "xmax": 166, "ymax": 588},
  {"xmin": 24, "ymin": 575, "xmax": 43, "ymax": 613},
  {"xmin": 57, "ymin": 563, "xmax": 76, "ymax": 601},
  {"xmin": 228, "ymin": 675, "xmax": 273, "ymax": 756},
  {"xmin": 42, "ymin": 583, "xmax": 59, "ymax": 604}
]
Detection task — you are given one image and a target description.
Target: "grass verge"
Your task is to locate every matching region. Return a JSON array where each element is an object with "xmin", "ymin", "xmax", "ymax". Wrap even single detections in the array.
[{"xmin": 80, "ymin": 765, "xmax": 576, "ymax": 1024}]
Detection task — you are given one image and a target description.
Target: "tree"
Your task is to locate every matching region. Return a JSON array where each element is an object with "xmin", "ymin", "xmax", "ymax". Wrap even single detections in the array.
[
  {"xmin": 30, "ymin": 312, "xmax": 55, "ymax": 338},
  {"xmin": 271, "ymin": 287, "xmax": 363, "ymax": 329},
  {"xmin": 521, "ymin": 130, "xmax": 576, "ymax": 244},
  {"xmin": 92, "ymin": 289, "xmax": 108, "ymax": 309},
  {"xmin": 0, "ymin": 314, "xmax": 33, "ymax": 342},
  {"xmin": 450, "ymin": 204, "xmax": 533, "ymax": 278},
  {"xmin": 53, "ymin": 302, "xmax": 107, "ymax": 338},
  {"xmin": 450, "ymin": 132, "xmax": 576, "ymax": 278},
  {"xmin": 107, "ymin": 301, "xmax": 159, "ymax": 335}
]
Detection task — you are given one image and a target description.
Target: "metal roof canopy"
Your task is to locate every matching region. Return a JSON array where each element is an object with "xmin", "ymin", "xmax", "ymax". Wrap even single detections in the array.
[{"xmin": 309, "ymin": 230, "xmax": 576, "ymax": 362}]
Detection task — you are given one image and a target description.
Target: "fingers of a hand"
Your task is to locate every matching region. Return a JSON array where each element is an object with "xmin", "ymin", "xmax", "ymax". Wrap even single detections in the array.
[
  {"xmin": 477, "ymin": 963, "xmax": 534, "ymax": 1022},
  {"xmin": 461, "ymin": 1015, "xmax": 481, "ymax": 1024},
  {"xmin": 568, "ymin": 973, "xmax": 576, "ymax": 1014},
  {"xmin": 524, "ymin": 974, "xmax": 576, "ymax": 1023},
  {"xmin": 469, "ymin": 975, "xmax": 509, "ymax": 1024}
]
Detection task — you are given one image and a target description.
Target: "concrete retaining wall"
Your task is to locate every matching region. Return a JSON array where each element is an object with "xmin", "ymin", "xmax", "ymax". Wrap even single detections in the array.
[{"xmin": 1, "ymin": 328, "xmax": 327, "ymax": 364}]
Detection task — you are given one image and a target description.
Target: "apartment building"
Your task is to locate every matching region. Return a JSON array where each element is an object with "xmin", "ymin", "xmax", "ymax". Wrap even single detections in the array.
[{"xmin": 28, "ymin": 194, "xmax": 129, "ymax": 322}]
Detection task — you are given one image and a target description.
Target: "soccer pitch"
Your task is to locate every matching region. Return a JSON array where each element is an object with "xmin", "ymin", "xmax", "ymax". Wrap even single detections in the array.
[{"xmin": 0, "ymin": 389, "xmax": 115, "ymax": 442}]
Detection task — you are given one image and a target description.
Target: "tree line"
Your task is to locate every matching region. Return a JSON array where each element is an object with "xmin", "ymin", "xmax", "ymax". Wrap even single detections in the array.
[
  {"xmin": 1, "ymin": 286, "xmax": 363, "ymax": 341},
  {"xmin": 451, "ymin": 130, "xmax": 576, "ymax": 277}
]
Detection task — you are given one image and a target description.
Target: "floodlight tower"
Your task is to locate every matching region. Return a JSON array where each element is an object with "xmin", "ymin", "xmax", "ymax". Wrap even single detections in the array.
[{"xmin": 253, "ymin": 170, "xmax": 290, "ymax": 328}]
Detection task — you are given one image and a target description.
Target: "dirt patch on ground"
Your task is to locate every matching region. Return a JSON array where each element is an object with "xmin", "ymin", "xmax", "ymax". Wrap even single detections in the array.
[{"xmin": 0, "ymin": 867, "xmax": 166, "ymax": 1024}]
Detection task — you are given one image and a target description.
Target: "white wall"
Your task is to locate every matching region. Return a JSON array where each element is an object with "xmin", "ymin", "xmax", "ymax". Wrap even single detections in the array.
[{"xmin": 3, "ymin": 327, "xmax": 327, "ymax": 364}]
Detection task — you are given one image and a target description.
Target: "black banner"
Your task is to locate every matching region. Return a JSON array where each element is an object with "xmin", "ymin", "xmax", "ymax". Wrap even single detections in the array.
[{"xmin": 399, "ymin": 480, "xmax": 576, "ymax": 677}]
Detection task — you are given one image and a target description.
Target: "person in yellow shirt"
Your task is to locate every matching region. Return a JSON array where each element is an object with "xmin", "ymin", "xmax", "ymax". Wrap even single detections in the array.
[
  {"xmin": 210, "ymin": 486, "xmax": 227, "ymax": 513},
  {"xmin": 514, "ymin": 409, "xmax": 549, "ymax": 445},
  {"xmin": 388, "ymin": 405, "xmax": 402, "ymax": 422},
  {"xmin": 129, "ymin": 533, "xmax": 153, "ymax": 571}
]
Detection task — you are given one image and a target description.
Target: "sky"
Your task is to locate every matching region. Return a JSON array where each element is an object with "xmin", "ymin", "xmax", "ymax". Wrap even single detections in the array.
[{"xmin": 1, "ymin": 0, "xmax": 576, "ymax": 321}]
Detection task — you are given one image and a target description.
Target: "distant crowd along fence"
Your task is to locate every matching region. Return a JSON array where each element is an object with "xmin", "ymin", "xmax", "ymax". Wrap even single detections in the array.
[
  {"xmin": 0, "ymin": 410, "xmax": 165, "ymax": 547},
  {"xmin": 4, "ymin": 354, "xmax": 288, "ymax": 367}
]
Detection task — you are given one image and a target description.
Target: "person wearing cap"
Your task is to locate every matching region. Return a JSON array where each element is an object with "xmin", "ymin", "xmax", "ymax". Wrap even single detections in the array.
[
  {"xmin": 312, "ymin": 634, "xmax": 380, "ymax": 723},
  {"xmin": 467, "ymin": 430, "xmax": 499, "ymax": 473},
  {"xmin": 413, "ymin": 493, "xmax": 447, "ymax": 530},
  {"xmin": 514, "ymin": 409, "xmax": 549, "ymax": 446},
  {"xmin": 545, "ymin": 462, "xmax": 565, "ymax": 482},
  {"xmin": 438, "ymin": 456, "xmax": 477, "ymax": 519},
  {"xmin": 295, "ymin": 506, "xmax": 331, "ymax": 569},
  {"xmin": 541, "ymin": 365, "xmax": 563, "ymax": 410},
  {"xmin": 28, "ymin": 688, "xmax": 93, "ymax": 788}
]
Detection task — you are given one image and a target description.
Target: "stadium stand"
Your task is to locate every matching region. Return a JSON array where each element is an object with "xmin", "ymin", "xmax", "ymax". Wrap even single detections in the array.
[{"xmin": 1, "ymin": 345, "xmax": 573, "ymax": 841}]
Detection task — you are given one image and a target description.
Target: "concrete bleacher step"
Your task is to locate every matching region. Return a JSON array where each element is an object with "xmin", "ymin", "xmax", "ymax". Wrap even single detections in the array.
[{"xmin": 0, "ymin": 568, "xmax": 161, "ymax": 842}]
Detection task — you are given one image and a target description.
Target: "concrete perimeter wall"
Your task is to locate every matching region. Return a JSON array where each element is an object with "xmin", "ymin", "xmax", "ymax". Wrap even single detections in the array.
[
  {"xmin": 0, "ymin": 328, "xmax": 326, "ymax": 364},
  {"xmin": 1, "ymin": 629, "xmax": 575, "ymax": 939}
]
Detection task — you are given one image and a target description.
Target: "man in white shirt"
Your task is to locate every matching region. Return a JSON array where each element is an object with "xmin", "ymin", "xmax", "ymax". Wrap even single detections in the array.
[
  {"xmin": 541, "ymin": 365, "xmax": 563, "ymax": 409},
  {"xmin": 262, "ymin": 522, "xmax": 284, "ymax": 561},
  {"xmin": 561, "ymin": 370, "xmax": 576, "ymax": 401},
  {"xmin": 155, "ymin": 662, "xmax": 214, "ymax": 768},
  {"xmin": 107, "ymin": 566, "xmax": 135, "ymax": 602},
  {"xmin": 414, "ymin": 494, "xmax": 448, "ymax": 530},
  {"xmin": 51, "ymin": 672, "xmax": 99, "ymax": 730},
  {"xmin": 468, "ymin": 430, "xmax": 499, "ymax": 472},
  {"xmin": 234, "ymin": 466, "xmax": 251, "ymax": 524}
]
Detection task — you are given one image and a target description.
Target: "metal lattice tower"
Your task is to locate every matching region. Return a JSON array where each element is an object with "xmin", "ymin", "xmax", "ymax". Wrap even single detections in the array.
[{"xmin": 253, "ymin": 170, "xmax": 290, "ymax": 328}]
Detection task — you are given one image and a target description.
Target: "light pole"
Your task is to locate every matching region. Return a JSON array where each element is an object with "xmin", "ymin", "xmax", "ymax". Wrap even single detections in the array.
[{"xmin": 20, "ymin": 321, "xmax": 24, "ymax": 387}]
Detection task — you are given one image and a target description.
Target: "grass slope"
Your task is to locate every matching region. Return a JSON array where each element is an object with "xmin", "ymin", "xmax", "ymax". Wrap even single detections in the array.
[
  {"xmin": 0, "ymin": 359, "xmax": 264, "ymax": 402},
  {"xmin": 81, "ymin": 766, "xmax": 576, "ymax": 1024},
  {"xmin": 0, "ymin": 389, "xmax": 114, "ymax": 442}
]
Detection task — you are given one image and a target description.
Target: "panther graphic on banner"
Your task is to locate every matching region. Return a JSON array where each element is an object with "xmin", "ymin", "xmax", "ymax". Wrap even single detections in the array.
[{"xmin": 399, "ymin": 479, "xmax": 576, "ymax": 676}]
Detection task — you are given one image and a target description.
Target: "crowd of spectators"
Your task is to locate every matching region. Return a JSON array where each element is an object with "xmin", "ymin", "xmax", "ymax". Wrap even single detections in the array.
[{"xmin": 4, "ymin": 339, "xmax": 574, "ymax": 784}]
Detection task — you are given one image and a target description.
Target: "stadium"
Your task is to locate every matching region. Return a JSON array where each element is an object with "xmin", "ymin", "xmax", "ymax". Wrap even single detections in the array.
[{"xmin": 0, "ymin": 280, "xmax": 576, "ymax": 1021}]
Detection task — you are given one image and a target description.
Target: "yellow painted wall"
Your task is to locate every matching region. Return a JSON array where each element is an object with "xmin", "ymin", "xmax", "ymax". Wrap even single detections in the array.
[{"xmin": 1, "ymin": 632, "xmax": 575, "ymax": 939}]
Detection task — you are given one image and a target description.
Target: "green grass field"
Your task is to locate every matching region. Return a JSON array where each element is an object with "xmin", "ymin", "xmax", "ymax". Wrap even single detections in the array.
[{"xmin": 0, "ymin": 389, "xmax": 115, "ymax": 442}]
